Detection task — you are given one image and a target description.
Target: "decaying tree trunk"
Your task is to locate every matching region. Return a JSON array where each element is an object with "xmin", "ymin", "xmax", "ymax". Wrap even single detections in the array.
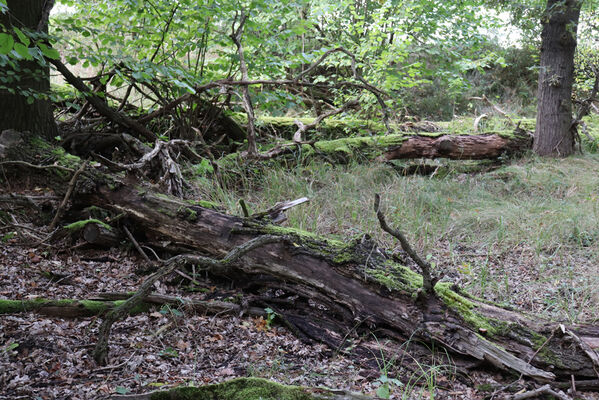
[
  {"xmin": 228, "ymin": 128, "xmax": 533, "ymax": 162},
  {"xmin": 2, "ymin": 135, "xmax": 598, "ymax": 386},
  {"xmin": 75, "ymin": 182, "xmax": 599, "ymax": 383},
  {"xmin": 382, "ymin": 129, "xmax": 533, "ymax": 160}
]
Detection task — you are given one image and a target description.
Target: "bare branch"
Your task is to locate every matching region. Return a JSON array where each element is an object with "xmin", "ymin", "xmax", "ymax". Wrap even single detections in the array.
[
  {"xmin": 230, "ymin": 10, "xmax": 258, "ymax": 157},
  {"xmin": 374, "ymin": 194, "xmax": 434, "ymax": 293},
  {"xmin": 49, "ymin": 161, "xmax": 88, "ymax": 230}
]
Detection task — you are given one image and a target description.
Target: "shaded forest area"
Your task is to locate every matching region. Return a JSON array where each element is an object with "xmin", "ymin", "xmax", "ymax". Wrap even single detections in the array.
[{"xmin": 1, "ymin": 0, "xmax": 599, "ymax": 399}]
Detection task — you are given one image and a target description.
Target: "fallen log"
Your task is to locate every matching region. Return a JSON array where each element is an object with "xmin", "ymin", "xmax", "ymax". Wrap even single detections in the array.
[
  {"xmin": 109, "ymin": 377, "xmax": 372, "ymax": 400},
  {"xmin": 382, "ymin": 128, "xmax": 533, "ymax": 160},
  {"xmin": 3, "ymin": 133, "xmax": 599, "ymax": 385},
  {"xmin": 220, "ymin": 127, "xmax": 533, "ymax": 163},
  {"xmin": 78, "ymin": 182, "xmax": 599, "ymax": 382},
  {"xmin": 0, "ymin": 294, "xmax": 266, "ymax": 319}
]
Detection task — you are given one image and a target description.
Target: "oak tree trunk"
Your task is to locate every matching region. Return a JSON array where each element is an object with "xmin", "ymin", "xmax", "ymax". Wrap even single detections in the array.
[
  {"xmin": 534, "ymin": 0, "xmax": 582, "ymax": 157},
  {"xmin": 0, "ymin": 0, "xmax": 57, "ymax": 139}
]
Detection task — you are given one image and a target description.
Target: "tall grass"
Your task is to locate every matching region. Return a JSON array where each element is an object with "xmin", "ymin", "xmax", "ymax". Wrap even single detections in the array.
[{"xmin": 192, "ymin": 150, "xmax": 599, "ymax": 321}]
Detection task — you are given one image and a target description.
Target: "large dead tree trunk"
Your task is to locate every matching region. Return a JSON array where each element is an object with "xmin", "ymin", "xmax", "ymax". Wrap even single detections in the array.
[
  {"xmin": 75, "ymin": 183, "xmax": 599, "ymax": 383},
  {"xmin": 2, "ymin": 134, "xmax": 598, "ymax": 386}
]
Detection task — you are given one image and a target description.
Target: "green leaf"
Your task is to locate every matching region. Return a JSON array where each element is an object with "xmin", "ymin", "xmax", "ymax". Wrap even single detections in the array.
[
  {"xmin": 13, "ymin": 27, "xmax": 30, "ymax": 46},
  {"xmin": 0, "ymin": 33, "xmax": 13, "ymax": 54},
  {"xmin": 13, "ymin": 43, "xmax": 33, "ymax": 60},
  {"xmin": 38, "ymin": 43, "xmax": 60, "ymax": 60},
  {"xmin": 115, "ymin": 387, "xmax": 130, "ymax": 395},
  {"xmin": 376, "ymin": 384, "xmax": 390, "ymax": 399}
]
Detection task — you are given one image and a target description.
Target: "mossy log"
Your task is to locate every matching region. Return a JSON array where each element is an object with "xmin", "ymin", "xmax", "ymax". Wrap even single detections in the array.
[
  {"xmin": 109, "ymin": 377, "xmax": 371, "ymax": 400},
  {"xmin": 77, "ymin": 182, "xmax": 599, "ymax": 383},
  {"xmin": 83, "ymin": 222, "xmax": 121, "ymax": 246},
  {"xmin": 220, "ymin": 128, "xmax": 532, "ymax": 164},
  {"xmin": 229, "ymin": 114, "xmax": 533, "ymax": 161},
  {"xmin": 0, "ymin": 294, "xmax": 265, "ymax": 318}
]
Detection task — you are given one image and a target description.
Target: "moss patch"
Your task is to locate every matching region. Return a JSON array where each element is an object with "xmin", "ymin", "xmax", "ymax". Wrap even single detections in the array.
[
  {"xmin": 186, "ymin": 199, "xmax": 220, "ymax": 210},
  {"xmin": 368, "ymin": 263, "xmax": 424, "ymax": 292},
  {"xmin": 434, "ymin": 282, "xmax": 505, "ymax": 335},
  {"xmin": 64, "ymin": 218, "xmax": 112, "ymax": 231},
  {"xmin": 149, "ymin": 377, "xmax": 316, "ymax": 400}
]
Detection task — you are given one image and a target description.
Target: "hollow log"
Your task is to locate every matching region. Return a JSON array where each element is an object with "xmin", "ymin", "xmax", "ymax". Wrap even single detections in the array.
[{"xmin": 76, "ymin": 183, "xmax": 599, "ymax": 383}]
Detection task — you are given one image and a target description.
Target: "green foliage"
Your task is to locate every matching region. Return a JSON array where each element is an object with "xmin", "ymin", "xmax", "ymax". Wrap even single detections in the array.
[{"xmin": 264, "ymin": 307, "xmax": 276, "ymax": 329}]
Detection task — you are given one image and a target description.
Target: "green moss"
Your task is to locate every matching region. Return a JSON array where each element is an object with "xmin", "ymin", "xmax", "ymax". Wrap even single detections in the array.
[
  {"xmin": 157, "ymin": 208, "xmax": 177, "ymax": 218},
  {"xmin": 435, "ymin": 282, "xmax": 503, "ymax": 335},
  {"xmin": 177, "ymin": 207, "xmax": 198, "ymax": 222},
  {"xmin": 51, "ymin": 147, "xmax": 81, "ymax": 168},
  {"xmin": 0, "ymin": 299, "xmax": 35, "ymax": 313},
  {"xmin": 30, "ymin": 136, "xmax": 52, "ymax": 150},
  {"xmin": 365, "ymin": 262, "xmax": 423, "ymax": 292},
  {"xmin": 149, "ymin": 377, "xmax": 315, "ymax": 400},
  {"xmin": 186, "ymin": 199, "xmax": 220, "ymax": 210},
  {"xmin": 261, "ymin": 224, "xmax": 344, "ymax": 248},
  {"xmin": 64, "ymin": 218, "xmax": 112, "ymax": 231},
  {"xmin": 476, "ymin": 383, "xmax": 494, "ymax": 392}
]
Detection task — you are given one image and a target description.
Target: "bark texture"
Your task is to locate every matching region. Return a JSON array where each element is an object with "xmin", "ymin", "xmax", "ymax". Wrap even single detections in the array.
[
  {"xmin": 0, "ymin": 0, "xmax": 58, "ymax": 139},
  {"xmin": 534, "ymin": 0, "xmax": 582, "ymax": 156}
]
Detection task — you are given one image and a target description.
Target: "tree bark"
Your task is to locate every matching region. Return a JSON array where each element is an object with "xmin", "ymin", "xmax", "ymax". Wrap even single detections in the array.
[
  {"xmin": 534, "ymin": 0, "xmax": 582, "ymax": 157},
  {"xmin": 0, "ymin": 0, "xmax": 58, "ymax": 139}
]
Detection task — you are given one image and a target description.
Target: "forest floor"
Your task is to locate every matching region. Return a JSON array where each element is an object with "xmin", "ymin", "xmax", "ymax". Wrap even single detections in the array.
[{"xmin": 2, "ymin": 147, "xmax": 599, "ymax": 399}]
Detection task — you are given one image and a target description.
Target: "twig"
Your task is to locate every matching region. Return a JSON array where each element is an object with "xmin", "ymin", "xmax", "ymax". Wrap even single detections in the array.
[
  {"xmin": 0, "ymin": 161, "xmax": 74, "ymax": 172},
  {"xmin": 49, "ymin": 161, "xmax": 88, "ymax": 230},
  {"xmin": 470, "ymin": 95, "xmax": 515, "ymax": 127},
  {"xmin": 123, "ymin": 225, "xmax": 151, "ymax": 263},
  {"xmin": 507, "ymin": 384, "xmax": 572, "ymax": 400},
  {"xmin": 374, "ymin": 194, "xmax": 435, "ymax": 293},
  {"xmin": 293, "ymin": 99, "xmax": 359, "ymax": 142},
  {"xmin": 473, "ymin": 113, "xmax": 488, "ymax": 133},
  {"xmin": 528, "ymin": 326, "xmax": 556, "ymax": 363},
  {"xmin": 230, "ymin": 10, "xmax": 258, "ymax": 157},
  {"xmin": 239, "ymin": 199, "xmax": 250, "ymax": 218}
]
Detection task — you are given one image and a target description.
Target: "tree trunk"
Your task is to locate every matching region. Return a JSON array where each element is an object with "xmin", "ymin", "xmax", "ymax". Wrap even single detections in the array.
[
  {"xmin": 77, "ymin": 183, "xmax": 599, "ymax": 383},
  {"xmin": 0, "ymin": 0, "xmax": 57, "ymax": 139},
  {"xmin": 534, "ymin": 0, "xmax": 582, "ymax": 157}
]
